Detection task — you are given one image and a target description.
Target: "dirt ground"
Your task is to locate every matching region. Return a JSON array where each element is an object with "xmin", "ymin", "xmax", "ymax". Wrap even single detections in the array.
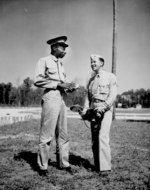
[{"xmin": 0, "ymin": 119, "xmax": 150, "ymax": 190}]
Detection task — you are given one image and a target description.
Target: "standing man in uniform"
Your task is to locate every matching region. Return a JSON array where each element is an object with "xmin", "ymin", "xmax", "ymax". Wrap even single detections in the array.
[
  {"xmin": 34, "ymin": 36, "xmax": 77, "ymax": 176},
  {"xmin": 80, "ymin": 54, "xmax": 117, "ymax": 176}
]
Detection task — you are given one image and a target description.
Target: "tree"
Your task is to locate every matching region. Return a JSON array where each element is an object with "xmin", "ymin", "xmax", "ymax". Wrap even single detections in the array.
[
  {"xmin": 0, "ymin": 83, "xmax": 5, "ymax": 104},
  {"xmin": 9, "ymin": 87, "xmax": 18, "ymax": 106},
  {"xmin": 21, "ymin": 77, "xmax": 34, "ymax": 106},
  {"xmin": 63, "ymin": 85, "xmax": 87, "ymax": 107},
  {"xmin": 5, "ymin": 82, "xmax": 13, "ymax": 105}
]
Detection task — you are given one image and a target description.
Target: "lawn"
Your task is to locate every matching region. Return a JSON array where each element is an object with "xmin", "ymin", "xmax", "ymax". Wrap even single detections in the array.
[{"xmin": 0, "ymin": 118, "xmax": 150, "ymax": 190}]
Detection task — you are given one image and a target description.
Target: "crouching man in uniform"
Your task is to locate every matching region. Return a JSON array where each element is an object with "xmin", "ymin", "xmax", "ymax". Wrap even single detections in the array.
[
  {"xmin": 34, "ymin": 36, "xmax": 77, "ymax": 176},
  {"xmin": 80, "ymin": 54, "xmax": 117, "ymax": 176}
]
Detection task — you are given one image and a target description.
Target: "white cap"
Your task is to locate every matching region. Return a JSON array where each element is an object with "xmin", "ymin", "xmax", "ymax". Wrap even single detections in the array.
[{"xmin": 90, "ymin": 54, "xmax": 104, "ymax": 62}]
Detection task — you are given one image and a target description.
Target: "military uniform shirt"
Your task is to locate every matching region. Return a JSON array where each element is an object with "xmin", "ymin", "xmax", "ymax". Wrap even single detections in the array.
[
  {"xmin": 87, "ymin": 70, "xmax": 117, "ymax": 109},
  {"xmin": 34, "ymin": 54, "xmax": 70, "ymax": 170},
  {"xmin": 34, "ymin": 54, "xmax": 66, "ymax": 89}
]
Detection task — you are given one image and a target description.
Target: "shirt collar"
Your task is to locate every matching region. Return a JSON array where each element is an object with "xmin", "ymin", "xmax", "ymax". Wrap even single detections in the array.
[
  {"xmin": 95, "ymin": 70, "xmax": 104, "ymax": 78},
  {"xmin": 49, "ymin": 54, "xmax": 58, "ymax": 62}
]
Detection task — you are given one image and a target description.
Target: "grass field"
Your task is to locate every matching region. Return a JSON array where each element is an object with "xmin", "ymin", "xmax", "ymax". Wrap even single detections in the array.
[{"xmin": 0, "ymin": 118, "xmax": 150, "ymax": 190}]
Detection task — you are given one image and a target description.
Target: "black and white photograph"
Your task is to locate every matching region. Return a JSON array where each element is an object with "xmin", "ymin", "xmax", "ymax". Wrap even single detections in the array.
[{"xmin": 0, "ymin": 0, "xmax": 150, "ymax": 189}]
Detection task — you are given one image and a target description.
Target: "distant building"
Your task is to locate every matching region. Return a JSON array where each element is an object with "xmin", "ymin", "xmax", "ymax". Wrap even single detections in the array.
[
  {"xmin": 117, "ymin": 103, "xmax": 122, "ymax": 108},
  {"xmin": 136, "ymin": 104, "xmax": 142, "ymax": 109}
]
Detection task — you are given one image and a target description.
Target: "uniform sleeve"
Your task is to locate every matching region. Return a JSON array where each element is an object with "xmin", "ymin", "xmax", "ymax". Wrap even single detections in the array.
[
  {"xmin": 34, "ymin": 58, "xmax": 59, "ymax": 89},
  {"xmin": 105, "ymin": 74, "xmax": 117, "ymax": 108}
]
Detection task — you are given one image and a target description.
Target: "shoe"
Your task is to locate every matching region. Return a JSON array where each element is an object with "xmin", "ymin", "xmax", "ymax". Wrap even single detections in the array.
[
  {"xmin": 99, "ymin": 170, "xmax": 111, "ymax": 177},
  {"xmin": 39, "ymin": 169, "xmax": 48, "ymax": 176}
]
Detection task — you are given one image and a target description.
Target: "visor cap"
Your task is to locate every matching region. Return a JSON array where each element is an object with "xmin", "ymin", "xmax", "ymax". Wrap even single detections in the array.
[{"xmin": 47, "ymin": 36, "xmax": 68, "ymax": 47}]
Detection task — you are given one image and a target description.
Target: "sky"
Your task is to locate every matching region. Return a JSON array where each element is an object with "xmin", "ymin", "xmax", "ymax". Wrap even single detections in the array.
[{"xmin": 0, "ymin": 0, "xmax": 150, "ymax": 94}]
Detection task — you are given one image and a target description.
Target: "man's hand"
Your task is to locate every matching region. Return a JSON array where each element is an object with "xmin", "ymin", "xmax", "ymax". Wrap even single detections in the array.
[
  {"xmin": 66, "ymin": 82, "xmax": 79, "ymax": 92},
  {"xmin": 70, "ymin": 104, "xmax": 83, "ymax": 113},
  {"xmin": 70, "ymin": 105, "xmax": 89, "ymax": 119},
  {"xmin": 57, "ymin": 82, "xmax": 79, "ymax": 92},
  {"xmin": 94, "ymin": 102, "xmax": 109, "ymax": 115},
  {"xmin": 70, "ymin": 105, "xmax": 102, "ymax": 121},
  {"xmin": 94, "ymin": 106, "xmax": 105, "ymax": 114},
  {"xmin": 79, "ymin": 109, "xmax": 87, "ymax": 117},
  {"xmin": 57, "ymin": 82, "xmax": 73, "ymax": 90}
]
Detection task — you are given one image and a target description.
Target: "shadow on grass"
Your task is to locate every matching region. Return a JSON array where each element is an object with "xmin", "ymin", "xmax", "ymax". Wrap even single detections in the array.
[
  {"xmin": 14, "ymin": 151, "xmax": 40, "ymax": 172},
  {"xmin": 126, "ymin": 120, "xmax": 150, "ymax": 123},
  {"xmin": 14, "ymin": 151, "xmax": 94, "ymax": 172},
  {"xmin": 69, "ymin": 152, "xmax": 94, "ymax": 170}
]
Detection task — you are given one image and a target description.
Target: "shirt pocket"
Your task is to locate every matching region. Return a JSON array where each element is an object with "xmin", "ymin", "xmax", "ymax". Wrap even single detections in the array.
[
  {"xmin": 45, "ymin": 66, "xmax": 58, "ymax": 76},
  {"xmin": 48, "ymin": 67, "xmax": 57, "ymax": 74},
  {"xmin": 98, "ymin": 83, "xmax": 110, "ymax": 94}
]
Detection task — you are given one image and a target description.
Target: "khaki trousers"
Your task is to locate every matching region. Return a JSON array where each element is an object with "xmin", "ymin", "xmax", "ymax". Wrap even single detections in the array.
[
  {"xmin": 91, "ymin": 110, "xmax": 112, "ymax": 171},
  {"xmin": 37, "ymin": 91, "xmax": 69, "ymax": 170}
]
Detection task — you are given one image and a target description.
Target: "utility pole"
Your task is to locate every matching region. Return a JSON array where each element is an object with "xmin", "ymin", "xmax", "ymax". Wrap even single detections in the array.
[{"xmin": 112, "ymin": 0, "xmax": 117, "ymax": 119}]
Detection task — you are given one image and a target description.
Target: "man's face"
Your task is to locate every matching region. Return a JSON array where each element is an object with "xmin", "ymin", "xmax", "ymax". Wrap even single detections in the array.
[
  {"xmin": 91, "ymin": 57, "xmax": 102, "ymax": 72},
  {"xmin": 55, "ymin": 44, "xmax": 66, "ymax": 58}
]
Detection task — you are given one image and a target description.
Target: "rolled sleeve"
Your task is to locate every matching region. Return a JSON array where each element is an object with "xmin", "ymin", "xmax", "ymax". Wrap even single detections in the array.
[{"xmin": 34, "ymin": 58, "xmax": 59, "ymax": 89}]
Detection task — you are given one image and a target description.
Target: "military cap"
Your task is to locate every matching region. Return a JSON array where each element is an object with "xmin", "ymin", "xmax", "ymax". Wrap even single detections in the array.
[
  {"xmin": 90, "ymin": 54, "xmax": 104, "ymax": 63},
  {"xmin": 47, "ymin": 36, "xmax": 69, "ymax": 47}
]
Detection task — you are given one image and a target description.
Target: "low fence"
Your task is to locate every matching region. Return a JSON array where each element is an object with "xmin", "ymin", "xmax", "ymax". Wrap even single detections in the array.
[
  {"xmin": 116, "ymin": 113, "xmax": 150, "ymax": 121},
  {"xmin": 67, "ymin": 112, "xmax": 150, "ymax": 121},
  {"xmin": 0, "ymin": 114, "xmax": 33, "ymax": 126},
  {"xmin": 0, "ymin": 107, "xmax": 150, "ymax": 126}
]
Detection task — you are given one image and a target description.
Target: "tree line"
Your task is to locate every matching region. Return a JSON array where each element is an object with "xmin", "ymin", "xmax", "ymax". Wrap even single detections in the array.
[
  {"xmin": 0, "ymin": 77, "xmax": 87, "ymax": 107},
  {"xmin": 116, "ymin": 89, "xmax": 150, "ymax": 108},
  {"xmin": 0, "ymin": 77, "xmax": 150, "ymax": 108}
]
